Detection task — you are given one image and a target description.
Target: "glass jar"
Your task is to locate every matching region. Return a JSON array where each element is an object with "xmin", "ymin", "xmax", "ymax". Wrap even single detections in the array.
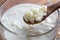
[{"xmin": 0, "ymin": 0, "xmax": 59, "ymax": 40}]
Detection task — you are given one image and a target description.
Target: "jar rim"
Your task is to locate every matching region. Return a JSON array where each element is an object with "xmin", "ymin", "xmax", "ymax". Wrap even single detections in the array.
[{"xmin": 0, "ymin": 0, "xmax": 59, "ymax": 37}]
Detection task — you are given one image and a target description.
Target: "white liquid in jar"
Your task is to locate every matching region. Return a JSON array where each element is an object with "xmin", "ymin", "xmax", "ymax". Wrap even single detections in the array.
[{"xmin": 1, "ymin": 4, "xmax": 57, "ymax": 40}]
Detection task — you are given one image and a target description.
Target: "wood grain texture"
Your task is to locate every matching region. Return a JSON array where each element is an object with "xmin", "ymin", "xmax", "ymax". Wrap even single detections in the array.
[
  {"xmin": 0, "ymin": 0, "xmax": 7, "ymax": 6},
  {"xmin": 0, "ymin": 34, "xmax": 5, "ymax": 40}
]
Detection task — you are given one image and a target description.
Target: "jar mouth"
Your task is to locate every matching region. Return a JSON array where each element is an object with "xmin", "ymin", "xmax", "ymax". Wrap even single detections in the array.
[
  {"xmin": 0, "ymin": 5, "xmax": 59, "ymax": 37},
  {"xmin": 0, "ymin": 10, "xmax": 59, "ymax": 37},
  {"xmin": 0, "ymin": 0, "xmax": 59, "ymax": 37}
]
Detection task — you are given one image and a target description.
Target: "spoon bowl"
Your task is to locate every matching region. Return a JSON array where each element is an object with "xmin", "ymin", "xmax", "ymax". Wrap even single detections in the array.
[{"xmin": 23, "ymin": 1, "xmax": 60, "ymax": 24}]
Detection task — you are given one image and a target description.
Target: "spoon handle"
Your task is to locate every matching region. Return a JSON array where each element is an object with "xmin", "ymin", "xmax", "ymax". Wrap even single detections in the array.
[{"xmin": 47, "ymin": 1, "xmax": 60, "ymax": 15}]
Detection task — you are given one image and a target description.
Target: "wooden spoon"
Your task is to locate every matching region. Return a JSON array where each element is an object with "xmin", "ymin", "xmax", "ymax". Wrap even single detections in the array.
[
  {"xmin": 41, "ymin": 1, "xmax": 60, "ymax": 23},
  {"xmin": 23, "ymin": 1, "xmax": 60, "ymax": 24}
]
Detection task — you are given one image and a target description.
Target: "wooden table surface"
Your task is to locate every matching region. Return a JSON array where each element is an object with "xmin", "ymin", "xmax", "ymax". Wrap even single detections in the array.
[{"xmin": 0, "ymin": 0, "xmax": 60, "ymax": 40}]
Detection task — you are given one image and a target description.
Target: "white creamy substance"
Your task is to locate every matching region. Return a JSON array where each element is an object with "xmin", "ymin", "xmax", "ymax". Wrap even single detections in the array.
[{"xmin": 1, "ymin": 4, "xmax": 57, "ymax": 40}]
